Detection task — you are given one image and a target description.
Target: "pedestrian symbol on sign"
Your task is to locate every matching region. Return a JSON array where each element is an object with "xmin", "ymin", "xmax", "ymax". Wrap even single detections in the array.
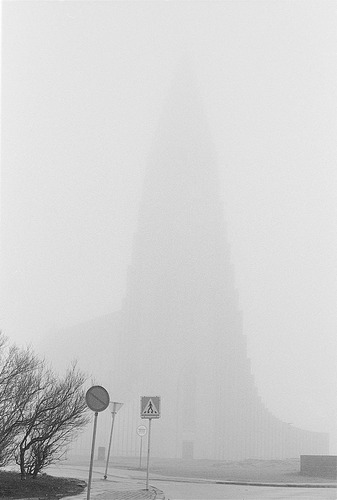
[
  {"xmin": 140, "ymin": 396, "xmax": 160, "ymax": 419},
  {"xmin": 144, "ymin": 398, "xmax": 157, "ymax": 414}
]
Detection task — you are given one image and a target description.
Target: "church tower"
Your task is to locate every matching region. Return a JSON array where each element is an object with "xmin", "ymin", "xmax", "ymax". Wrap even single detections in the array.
[{"xmin": 109, "ymin": 66, "xmax": 328, "ymax": 459}]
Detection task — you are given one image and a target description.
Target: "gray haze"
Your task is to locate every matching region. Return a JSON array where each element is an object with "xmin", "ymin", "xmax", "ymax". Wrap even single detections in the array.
[{"xmin": 2, "ymin": 1, "xmax": 337, "ymax": 451}]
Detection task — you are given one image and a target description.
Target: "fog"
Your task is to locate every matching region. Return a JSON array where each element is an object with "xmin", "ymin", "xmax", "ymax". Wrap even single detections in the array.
[{"xmin": 2, "ymin": 1, "xmax": 337, "ymax": 453}]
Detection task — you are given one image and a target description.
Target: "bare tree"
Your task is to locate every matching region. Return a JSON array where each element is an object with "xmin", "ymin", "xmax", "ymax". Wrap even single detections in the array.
[
  {"xmin": 16, "ymin": 362, "xmax": 89, "ymax": 478},
  {"xmin": 0, "ymin": 333, "xmax": 41, "ymax": 466},
  {"xmin": 0, "ymin": 334, "xmax": 89, "ymax": 476}
]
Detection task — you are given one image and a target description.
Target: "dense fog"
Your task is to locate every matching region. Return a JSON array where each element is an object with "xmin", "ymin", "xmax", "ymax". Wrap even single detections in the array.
[{"xmin": 2, "ymin": 1, "xmax": 337, "ymax": 453}]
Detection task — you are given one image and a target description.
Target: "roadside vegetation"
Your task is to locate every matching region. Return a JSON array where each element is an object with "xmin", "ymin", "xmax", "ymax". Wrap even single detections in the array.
[
  {"xmin": 0, "ymin": 332, "xmax": 90, "ymax": 484},
  {"xmin": 0, "ymin": 470, "xmax": 86, "ymax": 499}
]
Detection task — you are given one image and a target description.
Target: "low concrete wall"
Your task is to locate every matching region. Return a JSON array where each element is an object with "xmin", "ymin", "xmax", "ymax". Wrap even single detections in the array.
[{"xmin": 300, "ymin": 455, "xmax": 337, "ymax": 479}]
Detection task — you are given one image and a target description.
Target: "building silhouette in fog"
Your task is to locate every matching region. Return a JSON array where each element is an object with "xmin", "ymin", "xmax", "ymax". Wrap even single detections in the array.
[
  {"xmin": 56, "ymin": 67, "xmax": 328, "ymax": 459},
  {"xmin": 108, "ymin": 67, "xmax": 328, "ymax": 459}
]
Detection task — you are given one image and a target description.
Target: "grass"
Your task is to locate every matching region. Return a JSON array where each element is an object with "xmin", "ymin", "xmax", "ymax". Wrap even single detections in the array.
[{"xmin": 0, "ymin": 470, "xmax": 86, "ymax": 500}]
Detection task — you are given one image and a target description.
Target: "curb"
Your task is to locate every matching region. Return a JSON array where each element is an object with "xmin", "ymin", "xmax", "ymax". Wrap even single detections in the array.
[
  {"xmin": 214, "ymin": 480, "xmax": 337, "ymax": 488},
  {"xmin": 148, "ymin": 474, "xmax": 337, "ymax": 489}
]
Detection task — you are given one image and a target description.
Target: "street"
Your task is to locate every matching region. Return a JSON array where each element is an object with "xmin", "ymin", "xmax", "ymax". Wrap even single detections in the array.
[{"xmin": 47, "ymin": 463, "xmax": 337, "ymax": 500}]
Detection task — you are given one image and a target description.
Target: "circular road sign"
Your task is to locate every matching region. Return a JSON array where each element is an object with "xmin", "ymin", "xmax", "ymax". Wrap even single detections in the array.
[
  {"xmin": 86, "ymin": 385, "xmax": 110, "ymax": 412},
  {"xmin": 137, "ymin": 425, "xmax": 147, "ymax": 437}
]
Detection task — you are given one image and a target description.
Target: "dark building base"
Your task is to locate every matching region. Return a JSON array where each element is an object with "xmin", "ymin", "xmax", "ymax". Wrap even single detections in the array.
[{"xmin": 300, "ymin": 455, "xmax": 337, "ymax": 479}]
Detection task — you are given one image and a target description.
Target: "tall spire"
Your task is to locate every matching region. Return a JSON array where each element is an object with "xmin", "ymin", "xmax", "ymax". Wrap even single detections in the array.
[
  {"xmin": 120, "ymin": 64, "xmax": 238, "ymax": 385},
  {"xmin": 140, "ymin": 60, "xmax": 223, "ymax": 234},
  {"xmin": 112, "ymin": 63, "xmax": 329, "ymax": 459}
]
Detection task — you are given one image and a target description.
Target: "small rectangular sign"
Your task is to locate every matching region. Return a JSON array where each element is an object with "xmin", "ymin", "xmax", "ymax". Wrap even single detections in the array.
[{"xmin": 140, "ymin": 396, "xmax": 161, "ymax": 419}]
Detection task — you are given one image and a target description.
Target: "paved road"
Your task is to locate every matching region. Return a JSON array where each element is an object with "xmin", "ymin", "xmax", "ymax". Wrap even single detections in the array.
[
  {"xmin": 47, "ymin": 463, "xmax": 337, "ymax": 500},
  {"xmin": 149, "ymin": 477, "xmax": 337, "ymax": 499}
]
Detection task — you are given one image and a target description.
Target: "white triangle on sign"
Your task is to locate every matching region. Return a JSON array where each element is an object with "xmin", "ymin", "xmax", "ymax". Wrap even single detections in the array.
[{"xmin": 143, "ymin": 398, "xmax": 159, "ymax": 415}]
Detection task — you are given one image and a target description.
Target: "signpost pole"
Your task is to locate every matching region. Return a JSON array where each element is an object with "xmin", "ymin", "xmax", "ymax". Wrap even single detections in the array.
[
  {"xmin": 87, "ymin": 411, "xmax": 98, "ymax": 500},
  {"xmin": 136, "ymin": 425, "xmax": 147, "ymax": 469},
  {"xmin": 146, "ymin": 418, "xmax": 152, "ymax": 490},
  {"xmin": 103, "ymin": 410, "xmax": 116, "ymax": 479},
  {"xmin": 102, "ymin": 402, "xmax": 123, "ymax": 480},
  {"xmin": 139, "ymin": 436, "xmax": 143, "ymax": 469}
]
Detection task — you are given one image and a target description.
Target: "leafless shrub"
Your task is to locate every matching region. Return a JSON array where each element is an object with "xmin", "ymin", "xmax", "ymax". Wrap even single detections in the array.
[
  {"xmin": 16, "ymin": 362, "xmax": 90, "ymax": 478},
  {"xmin": 0, "ymin": 333, "xmax": 89, "ymax": 477},
  {"xmin": 0, "ymin": 333, "xmax": 41, "ymax": 466}
]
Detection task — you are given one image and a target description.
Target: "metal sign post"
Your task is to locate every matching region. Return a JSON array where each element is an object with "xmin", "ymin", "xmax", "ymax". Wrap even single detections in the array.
[
  {"xmin": 146, "ymin": 418, "xmax": 152, "ymax": 490},
  {"xmin": 137, "ymin": 425, "xmax": 147, "ymax": 469},
  {"xmin": 103, "ymin": 402, "xmax": 123, "ymax": 480},
  {"xmin": 139, "ymin": 436, "xmax": 143, "ymax": 469},
  {"xmin": 85, "ymin": 386, "xmax": 110, "ymax": 500},
  {"xmin": 140, "ymin": 396, "xmax": 160, "ymax": 490},
  {"xmin": 87, "ymin": 411, "xmax": 98, "ymax": 500}
]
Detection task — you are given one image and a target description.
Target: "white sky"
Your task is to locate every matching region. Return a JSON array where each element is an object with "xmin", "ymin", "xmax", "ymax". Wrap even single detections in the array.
[{"xmin": 2, "ymin": 1, "xmax": 337, "ymax": 450}]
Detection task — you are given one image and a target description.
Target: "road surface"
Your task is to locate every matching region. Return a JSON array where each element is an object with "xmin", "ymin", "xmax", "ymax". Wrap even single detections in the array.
[{"xmin": 47, "ymin": 463, "xmax": 337, "ymax": 499}]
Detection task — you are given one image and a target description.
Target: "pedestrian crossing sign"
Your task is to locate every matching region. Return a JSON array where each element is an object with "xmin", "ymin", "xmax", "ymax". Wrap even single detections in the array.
[{"xmin": 140, "ymin": 396, "xmax": 161, "ymax": 419}]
